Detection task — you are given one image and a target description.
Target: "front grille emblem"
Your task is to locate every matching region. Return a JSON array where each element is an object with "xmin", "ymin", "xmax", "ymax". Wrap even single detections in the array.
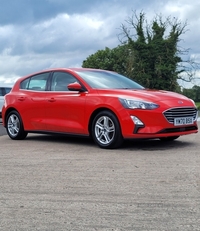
[{"xmin": 178, "ymin": 101, "xmax": 183, "ymax": 104}]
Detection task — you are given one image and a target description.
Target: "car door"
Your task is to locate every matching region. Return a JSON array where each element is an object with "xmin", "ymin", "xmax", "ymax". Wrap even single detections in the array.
[
  {"xmin": 45, "ymin": 71, "xmax": 87, "ymax": 134},
  {"xmin": 18, "ymin": 72, "xmax": 49, "ymax": 130}
]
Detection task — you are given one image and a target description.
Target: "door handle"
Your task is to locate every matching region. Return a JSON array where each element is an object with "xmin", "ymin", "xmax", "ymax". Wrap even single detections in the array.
[
  {"xmin": 17, "ymin": 96, "xmax": 26, "ymax": 101},
  {"xmin": 48, "ymin": 98, "xmax": 56, "ymax": 102}
]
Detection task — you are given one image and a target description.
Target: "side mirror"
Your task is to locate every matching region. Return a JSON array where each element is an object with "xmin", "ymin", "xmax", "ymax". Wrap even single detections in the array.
[{"xmin": 67, "ymin": 82, "xmax": 84, "ymax": 92}]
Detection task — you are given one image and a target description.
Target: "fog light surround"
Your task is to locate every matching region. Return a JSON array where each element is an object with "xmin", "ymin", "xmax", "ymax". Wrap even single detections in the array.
[{"xmin": 131, "ymin": 116, "xmax": 144, "ymax": 125}]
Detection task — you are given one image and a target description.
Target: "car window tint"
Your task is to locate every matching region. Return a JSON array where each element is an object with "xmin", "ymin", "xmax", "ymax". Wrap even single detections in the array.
[
  {"xmin": 5, "ymin": 88, "xmax": 11, "ymax": 94},
  {"xmin": 20, "ymin": 78, "xmax": 30, "ymax": 89},
  {"xmin": 20, "ymin": 72, "xmax": 49, "ymax": 91},
  {"xmin": 0, "ymin": 87, "xmax": 11, "ymax": 96},
  {"xmin": 51, "ymin": 72, "xmax": 78, "ymax": 91}
]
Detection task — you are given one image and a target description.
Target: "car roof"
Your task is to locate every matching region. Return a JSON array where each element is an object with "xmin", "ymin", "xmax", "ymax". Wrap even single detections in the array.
[{"xmin": 15, "ymin": 68, "xmax": 113, "ymax": 82}]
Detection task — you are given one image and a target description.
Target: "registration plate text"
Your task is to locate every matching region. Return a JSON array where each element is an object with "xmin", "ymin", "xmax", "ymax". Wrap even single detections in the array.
[{"xmin": 174, "ymin": 117, "xmax": 194, "ymax": 126}]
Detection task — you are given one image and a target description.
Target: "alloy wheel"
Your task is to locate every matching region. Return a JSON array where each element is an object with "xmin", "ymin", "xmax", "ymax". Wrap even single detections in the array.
[
  {"xmin": 7, "ymin": 114, "xmax": 20, "ymax": 138},
  {"xmin": 6, "ymin": 110, "xmax": 28, "ymax": 140},
  {"xmin": 95, "ymin": 115, "xmax": 115, "ymax": 145}
]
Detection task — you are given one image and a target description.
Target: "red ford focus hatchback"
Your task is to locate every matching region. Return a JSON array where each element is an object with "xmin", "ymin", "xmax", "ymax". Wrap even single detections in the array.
[{"xmin": 2, "ymin": 68, "xmax": 198, "ymax": 148}]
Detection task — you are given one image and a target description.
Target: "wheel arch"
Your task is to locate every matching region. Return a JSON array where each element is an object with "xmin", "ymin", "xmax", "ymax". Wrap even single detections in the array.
[{"xmin": 88, "ymin": 107, "xmax": 122, "ymax": 136}]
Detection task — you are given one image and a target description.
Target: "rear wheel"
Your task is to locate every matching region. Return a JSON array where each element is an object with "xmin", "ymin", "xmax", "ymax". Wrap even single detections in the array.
[
  {"xmin": 91, "ymin": 110, "xmax": 123, "ymax": 149},
  {"xmin": 159, "ymin": 136, "xmax": 179, "ymax": 141},
  {"xmin": 6, "ymin": 110, "xmax": 28, "ymax": 140}
]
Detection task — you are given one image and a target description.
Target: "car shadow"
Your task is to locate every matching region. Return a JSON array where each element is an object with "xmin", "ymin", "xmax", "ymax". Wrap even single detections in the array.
[
  {"xmin": 123, "ymin": 138, "xmax": 194, "ymax": 151},
  {"xmin": 25, "ymin": 134, "xmax": 194, "ymax": 151},
  {"xmin": 26, "ymin": 134, "xmax": 96, "ymax": 147}
]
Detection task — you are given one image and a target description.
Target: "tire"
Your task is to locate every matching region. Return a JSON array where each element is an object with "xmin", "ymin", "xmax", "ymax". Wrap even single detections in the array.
[
  {"xmin": 91, "ymin": 110, "xmax": 123, "ymax": 149},
  {"xmin": 159, "ymin": 136, "xmax": 179, "ymax": 141},
  {"xmin": 6, "ymin": 110, "xmax": 28, "ymax": 140}
]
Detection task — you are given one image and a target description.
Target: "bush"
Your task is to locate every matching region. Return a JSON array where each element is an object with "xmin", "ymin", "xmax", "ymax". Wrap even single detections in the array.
[{"xmin": 195, "ymin": 102, "xmax": 200, "ymax": 110}]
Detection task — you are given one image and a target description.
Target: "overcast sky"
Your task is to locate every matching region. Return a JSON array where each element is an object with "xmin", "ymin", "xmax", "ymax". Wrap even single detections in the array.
[{"xmin": 0, "ymin": 0, "xmax": 200, "ymax": 87}]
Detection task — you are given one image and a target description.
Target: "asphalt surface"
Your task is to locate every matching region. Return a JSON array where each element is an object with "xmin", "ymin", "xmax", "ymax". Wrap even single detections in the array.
[
  {"xmin": 0, "ymin": 121, "xmax": 200, "ymax": 231},
  {"xmin": 0, "ymin": 118, "xmax": 5, "ymax": 136}
]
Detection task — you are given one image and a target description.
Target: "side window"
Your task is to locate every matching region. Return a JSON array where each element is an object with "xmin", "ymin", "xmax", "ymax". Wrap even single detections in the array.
[
  {"xmin": 51, "ymin": 72, "xmax": 78, "ymax": 91},
  {"xmin": 20, "ymin": 78, "xmax": 30, "ymax": 89},
  {"xmin": 20, "ymin": 72, "xmax": 49, "ymax": 91},
  {"xmin": 0, "ymin": 88, "xmax": 3, "ymax": 96}
]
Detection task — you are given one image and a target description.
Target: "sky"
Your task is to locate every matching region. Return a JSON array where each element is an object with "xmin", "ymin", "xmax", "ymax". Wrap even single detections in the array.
[{"xmin": 0, "ymin": 0, "xmax": 200, "ymax": 88}]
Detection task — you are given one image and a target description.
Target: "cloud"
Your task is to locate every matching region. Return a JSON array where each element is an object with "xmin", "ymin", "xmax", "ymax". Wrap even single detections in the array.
[
  {"xmin": 0, "ymin": 0, "xmax": 199, "ymax": 86},
  {"xmin": 0, "ymin": 0, "xmax": 119, "ymax": 25},
  {"xmin": 0, "ymin": 11, "xmax": 121, "ymax": 84}
]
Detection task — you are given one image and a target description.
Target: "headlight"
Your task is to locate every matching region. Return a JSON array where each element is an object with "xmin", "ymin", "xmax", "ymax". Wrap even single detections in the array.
[{"xmin": 119, "ymin": 98, "xmax": 159, "ymax": 110}]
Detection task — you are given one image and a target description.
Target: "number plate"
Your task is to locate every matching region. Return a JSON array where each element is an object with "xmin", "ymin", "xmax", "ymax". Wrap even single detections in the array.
[{"xmin": 174, "ymin": 117, "xmax": 194, "ymax": 126}]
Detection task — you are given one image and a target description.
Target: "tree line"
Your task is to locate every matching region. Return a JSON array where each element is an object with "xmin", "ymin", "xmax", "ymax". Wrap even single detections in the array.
[{"xmin": 182, "ymin": 85, "xmax": 200, "ymax": 102}]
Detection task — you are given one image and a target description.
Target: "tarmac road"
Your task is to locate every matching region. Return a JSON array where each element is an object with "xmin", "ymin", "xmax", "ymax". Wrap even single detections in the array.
[{"xmin": 0, "ymin": 122, "xmax": 200, "ymax": 231}]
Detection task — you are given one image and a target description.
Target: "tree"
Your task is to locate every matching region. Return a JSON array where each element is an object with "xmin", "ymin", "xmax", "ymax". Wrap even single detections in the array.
[
  {"xmin": 119, "ymin": 12, "xmax": 189, "ymax": 91},
  {"xmin": 82, "ymin": 45, "xmax": 132, "ymax": 75},
  {"xmin": 82, "ymin": 11, "xmax": 198, "ymax": 92},
  {"xmin": 192, "ymin": 85, "xmax": 200, "ymax": 102},
  {"xmin": 182, "ymin": 88, "xmax": 195, "ymax": 101},
  {"xmin": 182, "ymin": 85, "xmax": 200, "ymax": 102}
]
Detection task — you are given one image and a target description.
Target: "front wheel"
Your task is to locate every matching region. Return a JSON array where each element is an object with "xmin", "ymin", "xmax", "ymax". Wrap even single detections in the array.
[
  {"xmin": 6, "ymin": 110, "xmax": 28, "ymax": 140},
  {"xmin": 91, "ymin": 110, "xmax": 123, "ymax": 149}
]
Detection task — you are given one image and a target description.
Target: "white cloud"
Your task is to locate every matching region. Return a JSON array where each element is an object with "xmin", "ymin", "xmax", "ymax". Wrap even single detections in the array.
[
  {"xmin": 0, "ymin": 11, "xmax": 122, "ymax": 84},
  {"xmin": 0, "ymin": 0, "xmax": 199, "ymax": 87}
]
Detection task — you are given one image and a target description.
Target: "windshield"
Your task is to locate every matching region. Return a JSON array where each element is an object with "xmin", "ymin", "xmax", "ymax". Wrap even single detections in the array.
[{"xmin": 75, "ymin": 70, "xmax": 144, "ymax": 89}]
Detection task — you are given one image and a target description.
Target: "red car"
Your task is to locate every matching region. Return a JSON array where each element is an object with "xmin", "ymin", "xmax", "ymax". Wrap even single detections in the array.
[{"xmin": 2, "ymin": 68, "xmax": 198, "ymax": 149}]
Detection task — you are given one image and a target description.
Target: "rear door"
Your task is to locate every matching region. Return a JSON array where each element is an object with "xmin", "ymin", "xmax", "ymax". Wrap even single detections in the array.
[{"xmin": 18, "ymin": 72, "xmax": 50, "ymax": 130}]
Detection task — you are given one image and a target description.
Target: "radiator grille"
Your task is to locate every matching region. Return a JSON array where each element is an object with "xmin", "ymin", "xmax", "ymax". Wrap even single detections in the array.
[{"xmin": 163, "ymin": 107, "xmax": 198, "ymax": 124}]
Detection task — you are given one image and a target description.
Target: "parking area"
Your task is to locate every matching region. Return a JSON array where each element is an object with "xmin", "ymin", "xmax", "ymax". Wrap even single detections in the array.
[{"xmin": 0, "ymin": 122, "xmax": 199, "ymax": 230}]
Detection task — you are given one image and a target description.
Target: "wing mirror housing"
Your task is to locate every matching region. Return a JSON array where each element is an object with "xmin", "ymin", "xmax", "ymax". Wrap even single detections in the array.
[{"xmin": 67, "ymin": 82, "xmax": 85, "ymax": 92}]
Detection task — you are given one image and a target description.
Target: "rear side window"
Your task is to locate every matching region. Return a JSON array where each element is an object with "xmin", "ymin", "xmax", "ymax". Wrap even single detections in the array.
[{"xmin": 20, "ymin": 72, "xmax": 50, "ymax": 91}]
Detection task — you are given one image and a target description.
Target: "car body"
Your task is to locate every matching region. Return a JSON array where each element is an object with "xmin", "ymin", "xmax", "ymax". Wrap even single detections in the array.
[
  {"xmin": 0, "ymin": 86, "xmax": 12, "ymax": 117},
  {"xmin": 2, "ymin": 68, "xmax": 198, "ymax": 148}
]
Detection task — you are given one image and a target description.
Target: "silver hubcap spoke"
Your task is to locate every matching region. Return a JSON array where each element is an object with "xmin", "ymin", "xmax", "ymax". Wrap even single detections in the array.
[
  {"xmin": 8, "ymin": 114, "xmax": 20, "ymax": 137},
  {"xmin": 95, "ymin": 116, "xmax": 115, "ymax": 145}
]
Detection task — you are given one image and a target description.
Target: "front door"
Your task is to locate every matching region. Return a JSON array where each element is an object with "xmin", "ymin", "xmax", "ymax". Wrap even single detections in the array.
[{"xmin": 45, "ymin": 71, "xmax": 87, "ymax": 134}]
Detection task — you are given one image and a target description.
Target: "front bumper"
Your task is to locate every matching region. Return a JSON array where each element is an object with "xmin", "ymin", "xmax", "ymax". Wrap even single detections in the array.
[{"xmin": 120, "ymin": 106, "xmax": 198, "ymax": 139}]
